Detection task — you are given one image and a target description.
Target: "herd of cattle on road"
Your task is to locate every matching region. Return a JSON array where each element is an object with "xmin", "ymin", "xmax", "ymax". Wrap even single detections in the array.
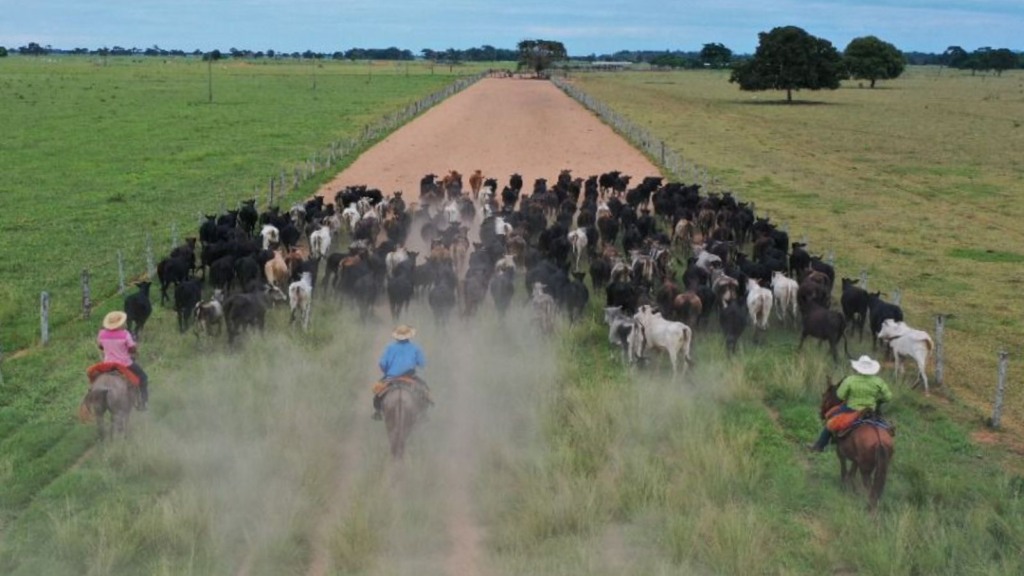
[{"xmin": 123, "ymin": 168, "xmax": 934, "ymax": 392}]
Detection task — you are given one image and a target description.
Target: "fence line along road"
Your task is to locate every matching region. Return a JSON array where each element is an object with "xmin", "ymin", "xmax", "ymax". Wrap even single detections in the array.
[{"xmin": 10, "ymin": 71, "xmax": 490, "ymax": 354}]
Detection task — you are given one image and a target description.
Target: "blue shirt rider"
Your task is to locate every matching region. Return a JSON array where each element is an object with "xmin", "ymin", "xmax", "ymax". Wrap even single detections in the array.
[{"xmin": 374, "ymin": 325, "xmax": 427, "ymax": 420}]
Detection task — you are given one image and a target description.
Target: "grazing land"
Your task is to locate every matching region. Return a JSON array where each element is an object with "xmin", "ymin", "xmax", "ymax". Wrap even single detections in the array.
[
  {"xmin": 570, "ymin": 67, "xmax": 1024, "ymax": 440},
  {"xmin": 0, "ymin": 56, "xmax": 483, "ymax": 349},
  {"xmin": 0, "ymin": 62, "xmax": 1022, "ymax": 575}
]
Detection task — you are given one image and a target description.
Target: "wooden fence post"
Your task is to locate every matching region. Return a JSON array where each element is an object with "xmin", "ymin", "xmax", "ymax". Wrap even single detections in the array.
[
  {"xmin": 81, "ymin": 269, "xmax": 92, "ymax": 319},
  {"xmin": 40, "ymin": 291, "xmax": 50, "ymax": 346},
  {"xmin": 934, "ymin": 314, "xmax": 947, "ymax": 386},
  {"xmin": 827, "ymin": 250, "xmax": 835, "ymax": 268},
  {"xmin": 0, "ymin": 323, "xmax": 5, "ymax": 385},
  {"xmin": 145, "ymin": 233, "xmax": 156, "ymax": 280},
  {"xmin": 860, "ymin": 269, "xmax": 868, "ymax": 290},
  {"xmin": 171, "ymin": 223, "xmax": 179, "ymax": 248},
  {"xmin": 269, "ymin": 177, "xmax": 275, "ymax": 208},
  {"xmin": 117, "ymin": 249, "xmax": 126, "ymax": 295},
  {"xmin": 990, "ymin": 351, "xmax": 1010, "ymax": 429},
  {"xmin": 891, "ymin": 287, "xmax": 902, "ymax": 306}
]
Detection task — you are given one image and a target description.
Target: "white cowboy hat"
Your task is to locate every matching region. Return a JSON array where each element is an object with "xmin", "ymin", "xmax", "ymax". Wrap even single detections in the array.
[
  {"xmin": 850, "ymin": 355, "xmax": 881, "ymax": 376},
  {"xmin": 103, "ymin": 311, "xmax": 127, "ymax": 331},
  {"xmin": 392, "ymin": 325, "xmax": 416, "ymax": 341}
]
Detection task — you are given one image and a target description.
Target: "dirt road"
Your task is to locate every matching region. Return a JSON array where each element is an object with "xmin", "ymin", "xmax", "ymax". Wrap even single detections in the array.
[
  {"xmin": 305, "ymin": 76, "xmax": 660, "ymax": 576},
  {"xmin": 316, "ymin": 77, "xmax": 661, "ymax": 204}
]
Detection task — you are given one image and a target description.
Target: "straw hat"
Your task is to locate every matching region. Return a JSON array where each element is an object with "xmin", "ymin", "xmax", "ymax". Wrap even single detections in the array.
[
  {"xmin": 392, "ymin": 325, "xmax": 416, "ymax": 341},
  {"xmin": 850, "ymin": 355, "xmax": 881, "ymax": 376},
  {"xmin": 103, "ymin": 311, "xmax": 128, "ymax": 331}
]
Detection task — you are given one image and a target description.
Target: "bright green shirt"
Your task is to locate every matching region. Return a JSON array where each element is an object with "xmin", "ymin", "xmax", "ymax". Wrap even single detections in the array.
[{"xmin": 837, "ymin": 374, "xmax": 893, "ymax": 412}]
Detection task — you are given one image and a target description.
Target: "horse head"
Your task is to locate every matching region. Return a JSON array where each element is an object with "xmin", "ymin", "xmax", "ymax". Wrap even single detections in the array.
[{"xmin": 820, "ymin": 376, "xmax": 842, "ymax": 419}]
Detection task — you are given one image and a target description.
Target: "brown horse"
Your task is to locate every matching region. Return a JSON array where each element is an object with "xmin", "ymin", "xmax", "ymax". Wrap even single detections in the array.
[
  {"xmin": 81, "ymin": 372, "xmax": 137, "ymax": 440},
  {"xmin": 382, "ymin": 384, "xmax": 425, "ymax": 460},
  {"xmin": 820, "ymin": 379, "xmax": 895, "ymax": 510}
]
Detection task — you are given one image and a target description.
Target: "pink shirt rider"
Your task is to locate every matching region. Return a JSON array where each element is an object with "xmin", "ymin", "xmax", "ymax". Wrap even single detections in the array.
[{"xmin": 97, "ymin": 328, "xmax": 136, "ymax": 366}]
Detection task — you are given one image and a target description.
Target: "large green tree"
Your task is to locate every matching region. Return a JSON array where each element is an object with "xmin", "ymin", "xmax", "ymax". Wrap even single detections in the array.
[
  {"xmin": 729, "ymin": 26, "xmax": 844, "ymax": 102},
  {"xmin": 699, "ymin": 42, "xmax": 733, "ymax": 68},
  {"xmin": 843, "ymin": 35, "xmax": 905, "ymax": 88},
  {"xmin": 517, "ymin": 39, "xmax": 567, "ymax": 76},
  {"xmin": 983, "ymin": 48, "xmax": 1019, "ymax": 76},
  {"xmin": 0, "ymin": 47, "xmax": 7, "ymax": 58}
]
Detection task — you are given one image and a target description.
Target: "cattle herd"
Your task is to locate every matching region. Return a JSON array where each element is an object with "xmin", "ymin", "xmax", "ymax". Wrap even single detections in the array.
[{"xmin": 123, "ymin": 167, "xmax": 933, "ymax": 392}]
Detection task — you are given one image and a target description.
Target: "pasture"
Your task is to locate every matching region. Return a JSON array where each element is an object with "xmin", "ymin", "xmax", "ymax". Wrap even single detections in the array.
[
  {"xmin": 569, "ymin": 67, "xmax": 1024, "ymax": 444},
  {"xmin": 0, "ymin": 55, "xmax": 485, "ymax": 349},
  {"xmin": 0, "ymin": 60, "xmax": 1023, "ymax": 575}
]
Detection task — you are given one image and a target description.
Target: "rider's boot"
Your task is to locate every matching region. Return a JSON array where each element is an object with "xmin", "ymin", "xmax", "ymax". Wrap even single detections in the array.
[{"xmin": 372, "ymin": 395, "xmax": 383, "ymax": 421}]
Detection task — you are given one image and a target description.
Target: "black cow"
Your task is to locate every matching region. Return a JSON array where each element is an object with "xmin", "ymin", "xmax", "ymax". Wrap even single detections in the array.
[
  {"xmin": 428, "ymin": 270, "xmax": 458, "ymax": 326},
  {"xmin": 157, "ymin": 255, "xmax": 191, "ymax": 305},
  {"xmin": 174, "ymin": 278, "xmax": 203, "ymax": 334},
  {"xmin": 223, "ymin": 288, "xmax": 271, "ymax": 344},
  {"xmin": 867, "ymin": 292, "xmax": 904, "ymax": 350},
  {"xmin": 563, "ymin": 272, "xmax": 590, "ymax": 323},
  {"xmin": 238, "ymin": 199, "xmax": 259, "ymax": 238},
  {"xmin": 606, "ymin": 279, "xmax": 639, "ymax": 315},
  {"xmin": 798, "ymin": 302, "xmax": 850, "ymax": 362},
  {"xmin": 489, "ymin": 267, "xmax": 515, "ymax": 319},
  {"xmin": 720, "ymin": 298, "xmax": 748, "ymax": 356},
  {"xmin": 124, "ymin": 281, "xmax": 153, "ymax": 338},
  {"xmin": 840, "ymin": 278, "xmax": 869, "ymax": 341}
]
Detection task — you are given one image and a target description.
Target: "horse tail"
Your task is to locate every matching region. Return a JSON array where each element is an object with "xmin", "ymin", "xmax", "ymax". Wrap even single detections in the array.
[
  {"xmin": 870, "ymin": 428, "xmax": 892, "ymax": 510},
  {"xmin": 81, "ymin": 388, "xmax": 108, "ymax": 421},
  {"xmin": 78, "ymin": 398, "xmax": 96, "ymax": 423}
]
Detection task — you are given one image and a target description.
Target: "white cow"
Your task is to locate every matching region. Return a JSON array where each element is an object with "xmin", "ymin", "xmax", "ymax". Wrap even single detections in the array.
[
  {"xmin": 288, "ymin": 272, "xmax": 314, "ymax": 332},
  {"xmin": 385, "ymin": 246, "xmax": 408, "ymax": 280},
  {"xmin": 695, "ymin": 251, "xmax": 722, "ymax": 275},
  {"xmin": 193, "ymin": 289, "xmax": 225, "ymax": 339},
  {"xmin": 340, "ymin": 204, "xmax": 361, "ymax": 232},
  {"xmin": 443, "ymin": 200, "xmax": 460, "ymax": 227},
  {"xmin": 770, "ymin": 271, "xmax": 799, "ymax": 327},
  {"xmin": 494, "ymin": 216, "xmax": 513, "ymax": 237},
  {"xmin": 568, "ymin": 228, "xmax": 588, "ymax": 271},
  {"xmin": 877, "ymin": 319, "xmax": 934, "ymax": 395},
  {"xmin": 289, "ymin": 203, "xmax": 306, "ymax": 226},
  {"xmin": 309, "ymin": 226, "xmax": 332, "ymax": 260},
  {"xmin": 631, "ymin": 304, "xmax": 693, "ymax": 379},
  {"xmin": 260, "ymin": 225, "xmax": 280, "ymax": 250},
  {"xmin": 746, "ymin": 278, "xmax": 774, "ymax": 336},
  {"xmin": 603, "ymin": 306, "xmax": 636, "ymax": 365},
  {"xmin": 531, "ymin": 283, "xmax": 557, "ymax": 335}
]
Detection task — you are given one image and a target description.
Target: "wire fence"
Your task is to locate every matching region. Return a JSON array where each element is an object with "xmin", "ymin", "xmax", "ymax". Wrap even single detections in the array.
[
  {"xmin": 550, "ymin": 75, "xmax": 721, "ymax": 193},
  {"xmin": 2, "ymin": 71, "xmax": 489, "ymax": 357}
]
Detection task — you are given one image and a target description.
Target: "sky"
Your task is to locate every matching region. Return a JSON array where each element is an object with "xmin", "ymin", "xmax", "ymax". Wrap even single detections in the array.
[{"xmin": 1, "ymin": 0, "xmax": 1021, "ymax": 56}]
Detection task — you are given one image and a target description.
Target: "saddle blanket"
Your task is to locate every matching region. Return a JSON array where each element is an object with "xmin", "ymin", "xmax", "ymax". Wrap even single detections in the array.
[{"xmin": 87, "ymin": 362, "xmax": 140, "ymax": 387}]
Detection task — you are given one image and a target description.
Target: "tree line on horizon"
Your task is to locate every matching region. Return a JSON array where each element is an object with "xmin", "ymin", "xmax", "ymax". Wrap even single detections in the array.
[{"xmin": 6, "ymin": 40, "xmax": 1021, "ymax": 71}]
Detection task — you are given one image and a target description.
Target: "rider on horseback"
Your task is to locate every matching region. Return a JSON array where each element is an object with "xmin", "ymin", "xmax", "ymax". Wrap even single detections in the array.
[
  {"xmin": 807, "ymin": 355, "xmax": 892, "ymax": 452},
  {"xmin": 373, "ymin": 324, "xmax": 429, "ymax": 421},
  {"xmin": 96, "ymin": 311, "xmax": 150, "ymax": 411}
]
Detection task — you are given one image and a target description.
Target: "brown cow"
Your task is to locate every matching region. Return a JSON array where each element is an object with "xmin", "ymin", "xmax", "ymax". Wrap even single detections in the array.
[{"xmin": 468, "ymin": 169, "xmax": 484, "ymax": 200}]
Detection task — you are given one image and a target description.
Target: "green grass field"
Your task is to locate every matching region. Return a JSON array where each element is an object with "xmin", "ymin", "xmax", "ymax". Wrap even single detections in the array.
[
  {"xmin": 568, "ymin": 67, "xmax": 1024, "ymax": 445},
  {"xmin": 1, "ymin": 60, "xmax": 1023, "ymax": 574},
  {"xmin": 0, "ymin": 55, "xmax": 484, "ymax": 350}
]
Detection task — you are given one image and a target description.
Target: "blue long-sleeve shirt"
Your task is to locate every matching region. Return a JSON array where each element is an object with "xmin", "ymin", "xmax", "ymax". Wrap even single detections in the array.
[{"xmin": 378, "ymin": 340, "xmax": 426, "ymax": 379}]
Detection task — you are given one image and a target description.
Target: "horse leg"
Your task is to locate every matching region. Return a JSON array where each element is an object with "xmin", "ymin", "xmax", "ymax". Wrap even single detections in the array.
[
  {"xmin": 95, "ymin": 408, "xmax": 107, "ymax": 441},
  {"xmin": 114, "ymin": 409, "xmax": 129, "ymax": 438}
]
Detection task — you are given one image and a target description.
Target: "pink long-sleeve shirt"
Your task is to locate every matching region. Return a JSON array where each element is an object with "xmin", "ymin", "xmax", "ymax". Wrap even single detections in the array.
[{"xmin": 97, "ymin": 328, "xmax": 136, "ymax": 366}]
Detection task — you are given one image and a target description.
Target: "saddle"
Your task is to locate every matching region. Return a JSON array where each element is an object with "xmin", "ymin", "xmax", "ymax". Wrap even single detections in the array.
[
  {"xmin": 86, "ymin": 362, "xmax": 140, "ymax": 387},
  {"xmin": 827, "ymin": 407, "xmax": 895, "ymax": 438},
  {"xmin": 373, "ymin": 375, "xmax": 433, "ymax": 406}
]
